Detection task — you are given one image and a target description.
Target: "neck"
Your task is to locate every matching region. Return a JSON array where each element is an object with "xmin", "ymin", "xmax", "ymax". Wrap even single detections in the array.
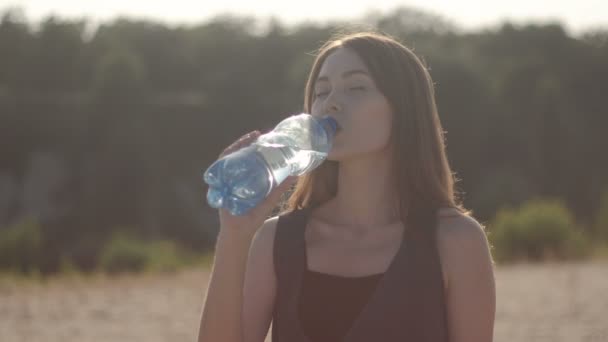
[{"xmin": 326, "ymin": 148, "xmax": 400, "ymax": 227}]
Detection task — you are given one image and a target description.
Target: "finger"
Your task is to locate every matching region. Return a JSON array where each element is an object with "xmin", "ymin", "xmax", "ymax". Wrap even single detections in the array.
[
  {"xmin": 262, "ymin": 176, "xmax": 298, "ymax": 207},
  {"xmin": 219, "ymin": 131, "xmax": 261, "ymax": 158},
  {"xmin": 238, "ymin": 130, "xmax": 261, "ymax": 143},
  {"xmin": 229, "ymin": 131, "xmax": 259, "ymax": 151},
  {"xmin": 280, "ymin": 176, "xmax": 298, "ymax": 189}
]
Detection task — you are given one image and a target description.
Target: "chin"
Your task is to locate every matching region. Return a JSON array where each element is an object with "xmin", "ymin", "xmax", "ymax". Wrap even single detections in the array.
[
  {"xmin": 326, "ymin": 153, "xmax": 339, "ymax": 162},
  {"xmin": 325, "ymin": 148, "xmax": 353, "ymax": 162},
  {"xmin": 326, "ymin": 146, "xmax": 344, "ymax": 161},
  {"xmin": 326, "ymin": 144, "xmax": 390, "ymax": 163}
]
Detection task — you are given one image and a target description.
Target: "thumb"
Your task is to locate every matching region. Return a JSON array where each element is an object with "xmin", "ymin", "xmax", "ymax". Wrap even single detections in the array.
[
  {"xmin": 278, "ymin": 176, "xmax": 298, "ymax": 193},
  {"xmin": 259, "ymin": 176, "xmax": 298, "ymax": 211}
]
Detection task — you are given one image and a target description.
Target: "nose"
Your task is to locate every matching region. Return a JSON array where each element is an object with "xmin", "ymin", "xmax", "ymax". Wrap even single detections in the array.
[
  {"xmin": 323, "ymin": 95, "xmax": 342, "ymax": 114},
  {"xmin": 327, "ymin": 103, "xmax": 340, "ymax": 113}
]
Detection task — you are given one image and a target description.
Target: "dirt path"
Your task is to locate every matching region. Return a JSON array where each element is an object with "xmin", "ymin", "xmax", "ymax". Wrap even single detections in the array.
[{"xmin": 1, "ymin": 260, "xmax": 606, "ymax": 342}]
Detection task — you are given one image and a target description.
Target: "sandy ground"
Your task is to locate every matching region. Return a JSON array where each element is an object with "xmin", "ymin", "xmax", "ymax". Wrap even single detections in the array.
[{"xmin": 1, "ymin": 260, "xmax": 607, "ymax": 342}]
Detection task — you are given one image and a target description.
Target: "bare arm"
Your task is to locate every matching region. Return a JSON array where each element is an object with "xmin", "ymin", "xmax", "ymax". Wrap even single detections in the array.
[
  {"xmin": 198, "ymin": 226, "xmax": 257, "ymax": 342},
  {"xmin": 438, "ymin": 214, "xmax": 496, "ymax": 342},
  {"xmin": 198, "ymin": 217, "xmax": 281, "ymax": 342},
  {"xmin": 242, "ymin": 217, "xmax": 279, "ymax": 342},
  {"xmin": 197, "ymin": 129, "xmax": 297, "ymax": 342}
]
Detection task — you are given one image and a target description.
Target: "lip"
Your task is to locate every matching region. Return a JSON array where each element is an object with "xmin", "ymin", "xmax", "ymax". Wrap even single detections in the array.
[
  {"xmin": 321, "ymin": 115, "xmax": 341, "ymax": 135},
  {"xmin": 330, "ymin": 117, "xmax": 342, "ymax": 132}
]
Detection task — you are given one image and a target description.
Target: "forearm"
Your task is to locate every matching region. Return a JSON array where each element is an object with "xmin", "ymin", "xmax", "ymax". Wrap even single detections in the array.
[{"xmin": 198, "ymin": 227, "xmax": 256, "ymax": 342}]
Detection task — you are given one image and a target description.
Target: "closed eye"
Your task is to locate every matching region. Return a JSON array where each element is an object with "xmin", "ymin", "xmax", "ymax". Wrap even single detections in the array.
[{"xmin": 314, "ymin": 86, "xmax": 366, "ymax": 99}]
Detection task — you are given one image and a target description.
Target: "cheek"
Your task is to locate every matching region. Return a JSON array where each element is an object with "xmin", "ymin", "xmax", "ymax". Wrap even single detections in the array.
[
  {"xmin": 352, "ymin": 118, "xmax": 392, "ymax": 148},
  {"xmin": 330, "ymin": 99, "xmax": 393, "ymax": 158},
  {"xmin": 353, "ymin": 97, "xmax": 393, "ymax": 142}
]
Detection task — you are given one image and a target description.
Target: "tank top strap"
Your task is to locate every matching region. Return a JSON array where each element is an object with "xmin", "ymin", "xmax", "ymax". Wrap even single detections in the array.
[
  {"xmin": 273, "ymin": 207, "xmax": 309, "ymax": 283},
  {"xmin": 272, "ymin": 206, "xmax": 311, "ymax": 342}
]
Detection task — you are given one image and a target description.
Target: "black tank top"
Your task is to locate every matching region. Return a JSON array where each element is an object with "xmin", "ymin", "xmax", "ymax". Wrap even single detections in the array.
[
  {"xmin": 299, "ymin": 269, "xmax": 384, "ymax": 342},
  {"xmin": 272, "ymin": 206, "xmax": 449, "ymax": 342}
]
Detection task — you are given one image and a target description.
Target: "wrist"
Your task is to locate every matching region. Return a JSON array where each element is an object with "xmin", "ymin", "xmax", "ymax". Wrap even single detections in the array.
[{"xmin": 217, "ymin": 225, "xmax": 257, "ymax": 245}]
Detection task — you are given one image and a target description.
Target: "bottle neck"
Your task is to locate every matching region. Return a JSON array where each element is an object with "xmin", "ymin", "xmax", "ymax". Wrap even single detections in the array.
[{"xmin": 318, "ymin": 116, "xmax": 338, "ymax": 137}]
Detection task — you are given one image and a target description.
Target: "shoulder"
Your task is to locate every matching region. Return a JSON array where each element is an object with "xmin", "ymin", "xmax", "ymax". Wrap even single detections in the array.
[
  {"xmin": 242, "ymin": 216, "xmax": 283, "ymax": 342},
  {"xmin": 436, "ymin": 208, "xmax": 489, "ymax": 247},
  {"xmin": 435, "ymin": 208, "xmax": 495, "ymax": 290},
  {"xmin": 434, "ymin": 208, "xmax": 497, "ymax": 341},
  {"xmin": 246, "ymin": 216, "xmax": 281, "ymax": 286},
  {"xmin": 252, "ymin": 216, "xmax": 280, "ymax": 248},
  {"xmin": 251, "ymin": 209, "xmax": 299, "ymax": 251}
]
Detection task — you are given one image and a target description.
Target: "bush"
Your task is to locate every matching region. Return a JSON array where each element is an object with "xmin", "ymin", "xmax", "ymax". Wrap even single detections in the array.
[
  {"xmin": 99, "ymin": 232, "xmax": 184, "ymax": 274},
  {"xmin": 0, "ymin": 218, "xmax": 43, "ymax": 274},
  {"xmin": 488, "ymin": 199, "xmax": 590, "ymax": 263},
  {"xmin": 593, "ymin": 189, "xmax": 608, "ymax": 243},
  {"xmin": 470, "ymin": 167, "xmax": 534, "ymax": 221}
]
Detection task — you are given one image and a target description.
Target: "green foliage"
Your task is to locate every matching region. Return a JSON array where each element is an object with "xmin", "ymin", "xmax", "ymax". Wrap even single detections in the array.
[
  {"xmin": 593, "ymin": 189, "xmax": 608, "ymax": 243},
  {"xmin": 488, "ymin": 199, "xmax": 590, "ymax": 263},
  {"xmin": 58, "ymin": 255, "xmax": 80, "ymax": 275},
  {"xmin": 0, "ymin": 218, "xmax": 43, "ymax": 274},
  {"xmin": 93, "ymin": 48, "xmax": 147, "ymax": 102},
  {"xmin": 469, "ymin": 168, "xmax": 534, "ymax": 222},
  {"xmin": 99, "ymin": 231, "xmax": 194, "ymax": 274},
  {"xmin": 1, "ymin": 7, "xmax": 607, "ymax": 274}
]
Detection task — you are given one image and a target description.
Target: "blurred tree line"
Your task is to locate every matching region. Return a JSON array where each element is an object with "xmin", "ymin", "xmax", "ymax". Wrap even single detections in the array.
[{"xmin": 0, "ymin": 6, "xmax": 607, "ymax": 274}]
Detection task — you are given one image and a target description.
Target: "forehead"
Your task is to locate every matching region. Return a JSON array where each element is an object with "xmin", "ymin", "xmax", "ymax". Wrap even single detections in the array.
[{"xmin": 317, "ymin": 47, "xmax": 369, "ymax": 77}]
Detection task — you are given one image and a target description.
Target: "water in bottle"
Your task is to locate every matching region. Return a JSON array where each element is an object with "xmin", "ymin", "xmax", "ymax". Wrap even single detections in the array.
[{"xmin": 203, "ymin": 113, "xmax": 338, "ymax": 216}]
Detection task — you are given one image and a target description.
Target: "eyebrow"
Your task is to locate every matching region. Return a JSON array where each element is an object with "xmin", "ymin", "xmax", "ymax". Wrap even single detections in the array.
[{"xmin": 315, "ymin": 69, "xmax": 371, "ymax": 83}]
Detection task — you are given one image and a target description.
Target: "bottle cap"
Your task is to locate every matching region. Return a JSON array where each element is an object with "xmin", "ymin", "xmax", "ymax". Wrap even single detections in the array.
[{"xmin": 319, "ymin": 116, "xmax": 338, "ymax": 136}]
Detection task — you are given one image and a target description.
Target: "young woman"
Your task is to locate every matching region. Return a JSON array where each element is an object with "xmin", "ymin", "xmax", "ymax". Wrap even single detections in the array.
[{"xmin": 198, "ymin": 31, "xmax": 496, "ymax": 342}]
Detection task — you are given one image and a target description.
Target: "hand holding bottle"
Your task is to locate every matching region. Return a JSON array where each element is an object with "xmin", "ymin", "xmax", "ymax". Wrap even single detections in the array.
[
  {"xmin": 215, "ymin": 130, "xmax": 298, "ymax": 233},
  {"xmin": 203, "ymin": 113, "xmax": 336, "ymax": 217}
]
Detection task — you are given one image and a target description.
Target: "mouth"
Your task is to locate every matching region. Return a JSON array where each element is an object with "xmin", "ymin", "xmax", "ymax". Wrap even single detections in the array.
[
  {"xmin": 321, "ymin": 115, "xmax": 341, "ymax": 135},
  {"xmin": 331, "ymin": 117, "xmax": 342, "ymax": 133},
  {"xmin": 335, "ymin": 122, "xmax": 342, "ymax": 133}
]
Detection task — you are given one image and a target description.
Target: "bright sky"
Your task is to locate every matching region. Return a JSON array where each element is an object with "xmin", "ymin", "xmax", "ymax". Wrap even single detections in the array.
[{"xmin": 1, "ymin": 0, "xmax": 606, "ymax": 35}]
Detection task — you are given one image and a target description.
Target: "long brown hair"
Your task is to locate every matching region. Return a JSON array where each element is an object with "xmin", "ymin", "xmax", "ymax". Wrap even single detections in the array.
[{"xmin": 277, "ymin": 30, "xmax": 469, "ymax": 228}]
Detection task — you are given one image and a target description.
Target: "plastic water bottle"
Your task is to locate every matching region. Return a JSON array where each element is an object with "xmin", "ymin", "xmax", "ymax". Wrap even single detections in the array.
[{"xmin": 203, "ymin": 113, "xmax": 338, "ymax": 216}]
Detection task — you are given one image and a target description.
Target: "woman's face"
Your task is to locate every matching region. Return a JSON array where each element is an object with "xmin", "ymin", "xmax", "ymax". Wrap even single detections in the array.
[{"xmin": 311, "ymin": 47, "xmax": 394, "ymax": 161}]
